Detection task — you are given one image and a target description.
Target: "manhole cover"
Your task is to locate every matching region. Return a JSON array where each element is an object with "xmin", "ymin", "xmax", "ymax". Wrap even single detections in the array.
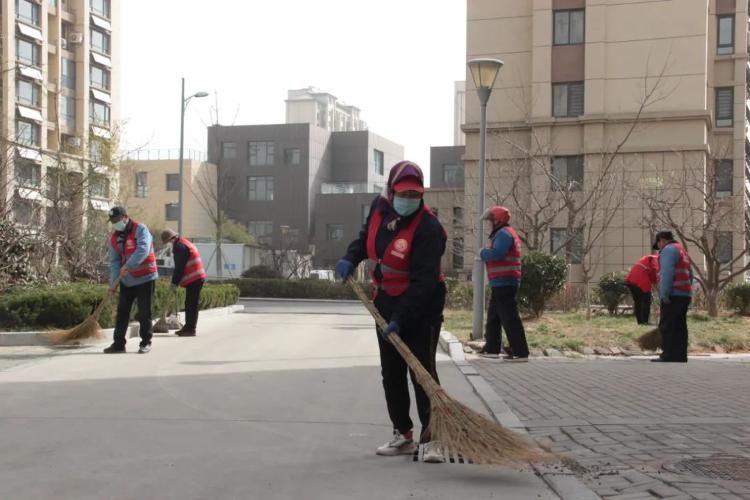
[
  {"xmin": 412, "ymin": 446, "xmax": 474, "ymax": 465},
  {"xmin": 667, "ymin": 456, "xmax": 750, "ymax": 482}
]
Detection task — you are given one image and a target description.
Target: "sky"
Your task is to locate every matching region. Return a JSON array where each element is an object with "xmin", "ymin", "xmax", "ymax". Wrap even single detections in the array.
[{"xmin": 120, "ymin": 0, "xmax": 467, "ymax": 186}]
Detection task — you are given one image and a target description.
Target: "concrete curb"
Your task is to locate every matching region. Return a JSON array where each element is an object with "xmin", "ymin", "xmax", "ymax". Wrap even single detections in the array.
[
  {"xmin": 0, "ymin": 304, "xmax": 244, "ymax": 347},
  {"xmin": 439, "ymin": 329, "xmax": 602, "ymax": 500},
  {"xmin": 240, "ymin": 297, "xmax": 361, "ymax": 304}
]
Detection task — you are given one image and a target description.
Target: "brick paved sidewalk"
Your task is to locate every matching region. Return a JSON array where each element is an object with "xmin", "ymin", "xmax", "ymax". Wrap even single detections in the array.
[{"xmin": 472, "ymin": 358, "xmax": 750, "ymax": 499}]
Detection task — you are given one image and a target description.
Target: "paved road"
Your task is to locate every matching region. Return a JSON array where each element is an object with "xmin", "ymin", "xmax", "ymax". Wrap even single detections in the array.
[
  {"xmin": 0, "ymin": 302, "xmax": 556, "ymax": 500},
  {"xmin": 474, "ymin": 357, "xmax": 750, "ymax": 499}
]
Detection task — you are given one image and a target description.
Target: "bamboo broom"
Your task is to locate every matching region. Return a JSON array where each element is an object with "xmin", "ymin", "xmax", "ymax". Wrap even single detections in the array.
[
  {"xmin": 47, "ymin": 278, "xmax": 120, "ymax": 345},
  {"xmin": 348, "ymin": 280, "xmax": 556, "ymax": 465},
  {"xmin": 637, "ymin": 327, "xmax": 661, "ymax": 351}
]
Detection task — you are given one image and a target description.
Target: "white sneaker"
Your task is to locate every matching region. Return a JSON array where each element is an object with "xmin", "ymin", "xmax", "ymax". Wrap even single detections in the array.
[
  {"xmin": 376, "ymin": 431, "xmax": 418, "ymax": 456},
  {"xmin": 422, "ymin": 441, "xmax": 445, "ymax": 463}
]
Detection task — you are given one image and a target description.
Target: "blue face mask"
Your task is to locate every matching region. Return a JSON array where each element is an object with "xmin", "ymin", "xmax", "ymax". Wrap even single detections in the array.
[
  {"xmin": 112, "ymin": 220, "xmax": 127, "ymax": 232},
  {"xmin": 392, "ymin": 196, "xmax": 421, "ymax": 217}
]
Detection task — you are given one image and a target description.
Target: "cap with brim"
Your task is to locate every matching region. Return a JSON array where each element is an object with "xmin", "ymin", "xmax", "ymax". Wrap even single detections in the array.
[
  {"xmin": 652, "ymin": 230, "xmax": 674, "ymax": 250},
  {"xmin": 108, "ymin": 206, "xmax": 127, "ymax": 222},
  {"xmin": 392, "ymin": 177, "xmax": 424, "ymax": 194}
]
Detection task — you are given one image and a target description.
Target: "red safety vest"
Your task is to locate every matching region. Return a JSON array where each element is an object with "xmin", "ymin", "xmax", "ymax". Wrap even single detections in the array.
[
  {"xmin": 665, "ymin": 242, "xmax": 692, "ymax": 293},
  {"xmin": 110, "ymin": 221, "xmax": 158, "ymax": 278},
  {"xmin": 485, "ymin": 226, "xmax": 522, "ymax": 281},
  {"xmin": 366, "ymin": 204, "xmax": 444, "ymax": 297},
  {"xmin": 625, "ymin": 255, "xmax": 659, "ymax": 293},
  {"xmin": 176, "ymin": 237, "xmax": 207, "ymax": 287}
]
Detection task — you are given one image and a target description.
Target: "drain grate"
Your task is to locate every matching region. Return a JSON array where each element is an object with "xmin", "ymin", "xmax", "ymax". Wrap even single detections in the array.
[
  {"xmin": 412, "ymin": 445, "xmax": 474, "ymax": 465},
  {"xmin": 668, "ymin": 456, "xmax": 750, "ymax": 482}
]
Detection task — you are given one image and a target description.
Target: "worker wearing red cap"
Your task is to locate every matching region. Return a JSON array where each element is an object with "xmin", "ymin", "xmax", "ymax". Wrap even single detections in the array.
[
  {"xmin": 335, "ymin": 160, "xmax": 447, "ymax": 463},
  {"xmin": 479, "ymin": 206, "xmax": 529, "ymax": 361}
]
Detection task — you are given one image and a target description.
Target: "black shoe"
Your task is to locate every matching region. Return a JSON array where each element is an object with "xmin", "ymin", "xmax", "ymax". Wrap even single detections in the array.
[
  {"xmin": 176, "ymin": 329, "xmax": 196, "ymax": 337},
  {"xmin": 103, "ymin": 344, "xmax": 126, "ymax": 354},
  {"xmin": 138, "ymin": 343, "xmax": 151, "ymax": 354},
  {"xmin": 503, "ymin": 355, "xmax": 529, "ymax": 363}
]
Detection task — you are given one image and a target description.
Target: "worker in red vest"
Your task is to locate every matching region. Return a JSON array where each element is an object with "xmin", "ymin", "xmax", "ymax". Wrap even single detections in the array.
[
  {"xmin": 479, "ymin": 206, "xmax": 529, "ymax": 361},
  {"xmin": 653, "ymin": 230, "xmax": 693, "ymax": 363},
  {"xmin": 161, "ymin": 229, "xmax": 207, "ymax": 336},
  {"xmin": 105, "ymin": 206, "xmax": 158, "ymax": 354},
  {"xmin": 624, "ymin": 254, "xmax": 659, "ymax": 325},
  {"xmin": 335, "ymin": 161, "xmax": 447, "ymax": 463}
]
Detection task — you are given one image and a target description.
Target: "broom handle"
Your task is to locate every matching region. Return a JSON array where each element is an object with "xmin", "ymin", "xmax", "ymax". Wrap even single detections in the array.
[
  {"xmin": 347, "ymin": 280, "xmax": 440, "ymax": 397},
  {"xmin": 92, "ymin": 276, "xmax": 121, "ymax": 319}
]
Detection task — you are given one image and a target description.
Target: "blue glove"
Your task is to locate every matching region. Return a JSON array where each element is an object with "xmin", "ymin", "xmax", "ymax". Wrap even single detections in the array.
[
  {"xmin": 378, "ymin": 321, "xmax": 399, "ymax": 341},
  {"xmin": 335, "ymin": 259, "xmax": 354, "ymax": 282},
  {"xmin": 170, "ymin": 282, "xmax": 178, "ymax": 291}
]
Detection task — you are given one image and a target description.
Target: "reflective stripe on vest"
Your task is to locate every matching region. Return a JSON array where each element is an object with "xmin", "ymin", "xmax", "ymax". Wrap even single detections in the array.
[
  {"xmin": 485, "ymin": 226, "xmax": 522, "ymax": 281},
  {"xmin": 110, "ymin": 221, "xmax": 157, "ymax": 279},
  {"xmin": 177, "ymin": 237, "xmax": 207, "ymax": 287}
]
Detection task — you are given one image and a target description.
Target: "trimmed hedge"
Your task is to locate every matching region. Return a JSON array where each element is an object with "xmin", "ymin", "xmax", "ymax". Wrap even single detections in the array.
[
  {"xmin": 724, "ymin": 283, "xmax": 750, "ymax": 316},
  {"xmin": 0, "ymin": 280, "xmax": 239, "ymax": 331},
  {"xmin": 231, "ymin": 278, "xmax": 356, "ymax": 300}
]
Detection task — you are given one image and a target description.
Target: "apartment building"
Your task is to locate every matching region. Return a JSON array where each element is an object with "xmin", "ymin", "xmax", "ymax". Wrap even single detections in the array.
[
  {"xmin": 1, "ymin": 0, "xmax": 118, "ymax": 230},
  {"xmin": 286, "ymin": 87, "xmax": 367, "ymax": 132},
  {"xmin": 207, "ymin": 123, "xmax": 403, "ymax": 265},
  {"xmin": 118, "ymin": 152, "xmax": 216, "ymax": 240},
  {"xmin": 464, "ymin": 0, "xmax": 750, "ymax": 284}
]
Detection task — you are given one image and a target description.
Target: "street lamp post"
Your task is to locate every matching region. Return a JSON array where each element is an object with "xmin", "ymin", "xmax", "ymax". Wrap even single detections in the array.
[
  {"xmin": 467, "ymin": 58, "xmax": 504, "ymax": 341},
  {"xmin": 177, "ymin": 77, "xmax": 208, "ymax": 235}
]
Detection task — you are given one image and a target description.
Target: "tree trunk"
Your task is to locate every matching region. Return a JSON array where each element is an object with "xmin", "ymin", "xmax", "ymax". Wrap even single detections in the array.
[{"xmin": 707, "ymin": 289, "xmax": 719, "ymax": 317}]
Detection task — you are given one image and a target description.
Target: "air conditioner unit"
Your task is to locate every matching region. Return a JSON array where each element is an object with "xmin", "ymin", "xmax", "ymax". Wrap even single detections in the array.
[
  {"xmin": 67, "ymin": 136, "xmax": 82, "ymax": 148},
  {"xmin": 69, "ymin": 33, "xmax": 84, "ymax": 44}
]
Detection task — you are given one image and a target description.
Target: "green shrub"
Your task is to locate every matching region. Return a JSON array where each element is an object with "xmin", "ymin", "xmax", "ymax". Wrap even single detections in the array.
[
  {"xmin": 597, "ymin": 272, "xmax": 629, "ymax": 315},
  {"xmin": 518, "ymin": 252, "xmax": 568, "ymax": 318},
  {"xmin": 444, "ymin": 278, "xmax": 473, "ymax": 310},
  {"xmin": 231, "ymin": 278, "xmax": 356, "ymax": 300},
  {"xmin": 241, "ymin": 265, "xmax": 280, "ymax": 279},
  {"xmin": 724, "ymin": 284, "xmax": 750, "ymax": 316},
  {"xmin": 0, "ymin": 280, "xmax": 239, "ymax": 331}
]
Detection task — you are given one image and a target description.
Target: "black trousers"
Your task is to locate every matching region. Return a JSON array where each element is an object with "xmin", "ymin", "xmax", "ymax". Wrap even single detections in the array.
[
  {"xmin": 374, "ymin": 284, "xmax": 445, "ymax": 443},
  {"xmin": 184, "ymin": 279, "xmax": 204, "ymax": 331},
  {"xmin": 659, "ymin": 296, "xmax": 691, "ymax": 362},
  {"xmin": 627, "ymin": 284, "xmax": 652, "ymax": 325},
  {"xmin": 113, "ymin": 280, "xmax": 155, "ymax": 347},
  {"xmin": 484, "ymin": 285, "xmax": 529, "ymax": 357}
]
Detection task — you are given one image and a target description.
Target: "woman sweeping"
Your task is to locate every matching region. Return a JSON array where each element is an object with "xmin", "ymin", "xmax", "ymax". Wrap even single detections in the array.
[{"xmin": 335, "ymin": 160, "xmax": 447, "ymax": 463}]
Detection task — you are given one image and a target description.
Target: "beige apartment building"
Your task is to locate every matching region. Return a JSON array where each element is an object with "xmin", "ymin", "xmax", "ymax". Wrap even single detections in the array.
[
  {"xmin": 119, "ymin": 154, "xmax": 216, "ymax": 240},
  {"xmin": 464, "ymin": 0, "xmax": 750, "ymax": 285},
  {"xmin": 1, "ymin": 0, "xmax": 118, "ymax": 230}
]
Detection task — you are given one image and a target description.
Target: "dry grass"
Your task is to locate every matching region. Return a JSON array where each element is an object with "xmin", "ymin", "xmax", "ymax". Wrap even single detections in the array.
[{"xmin": 443, "ymin": 309, "xmax": 750, "ymax": 352}]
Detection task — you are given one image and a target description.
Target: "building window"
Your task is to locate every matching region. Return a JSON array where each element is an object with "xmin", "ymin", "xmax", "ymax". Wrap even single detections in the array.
[
  {"xmin": 373, "ymin": 149, "xmax": 384, "ymax": 175},
  {"xmin": 453, "ymin": 237, "xmax": 464, "ymax": 269},
  {"xmin": 222, "ymin": 142, "xmax": 237, "ymax": 160},
  {"xmin": 327, "ymin": 224, "xmax": 344, "ymax": 241},
  {"xmin": 90, "ymin": 28, "xmax": 110, "ymax": 54},
  {"xmin": 715, "ymin": 87, "xmax": 733, "ymax": 127},
  {"xmin": 16, "ymin": 79, "xmax": 40, "ymax": 107},
  {"xmin": 89, "ymin": 173, "xmax": 109, "ymax": 199},
  {"xmin": 89, "ymin": 100, "xmax": 110, "ymax": 127},
  {"xmin": 551, "ymin": 228, "xmax": 583, "ymax": 264},
  {"xmin": 551, "ymin": 156, "xmax": 584, "ymax": 191},
  {"xmin": 443, "ymin": 164, "xmax": 464, "ymax": 185},
  {"xmin": 15, "ymin": 161, "xmax": 41, "ymax": 187},
  {"xmin": 717, "ymin": 15, "xmax": 734, "ymax": 55},
  {"xmin": 248, "ymin": 141, "xmax": 274, "ymax": 166},
  {"xmin": 16, "ymin": 38, "xmax": 40, "ymax": 66},
  {"xmin": 284, "ymin": 148, "xmax": 301, "ymax": 166},
  {"xmin": 60, "ymin": 95, "xmax": 76, "ymax": 129},
  {"xmin": 165, "ymin": 203, "xmax": 180, "ymax": 221},
  {"xmin": 247, "ymin": 176, "xmax": 274, "ymax": 201},
  {"xmin": 453, "ymin": 206, "xmax": 464, "ymax": 226},
  {"xmin": 91, "ymin": 0, "xmax": 111, "ymax": 18},
  {"xmin": 14, "ymin": 199, "xmax": 36, "ymax": 225},
  {"xmin": 166, "ymin": 173, "xmax": 180, "ymax": 191},
  {"xmin": 62, "ymin": 58, "xmax": 76, "ymax": 90},
  {"xmin": 135, "ymin": 172, "xmax": 148, "ymax": 198},
  {"xmin": 90, "ymin": 140, "xmax": 104, "ymax": 162},
  {"xmin": 90, "ymin": 65, "xmax": 110, "ymax": 91},
  {"xmin": 553, "ymin": 82, "xmax": 584, "ymax": 117},
  {"xmin": 717, "ymin": 232, "xmax": 733, "ymax": 264},
  {"xmin": 247, "ymin": 220, "xmax": 273, "ymax": 244},
  {"xmin": 17, "ymin": 0, "xmax": 41, "ymax": 26},
  {"xmin": 715, "ymin": 160, "xmax": 733, "ymax": 197},
  {"xmin": 16, "ymin": 119, "xmax": 40, "ymax": 146},
  {"xmin": 553, "ymin": 9, "xmax": 584, "ymax": 45}
]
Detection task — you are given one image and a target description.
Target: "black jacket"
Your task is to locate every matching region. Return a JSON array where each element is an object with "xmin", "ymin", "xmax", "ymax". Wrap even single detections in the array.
[
  {"xmin": 344, "ymin": 196, "xmax": 446, "ymax": 327},
  {"xmin": 171, "ymin": 240, "xmax": 190, "ymax": 286}
]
